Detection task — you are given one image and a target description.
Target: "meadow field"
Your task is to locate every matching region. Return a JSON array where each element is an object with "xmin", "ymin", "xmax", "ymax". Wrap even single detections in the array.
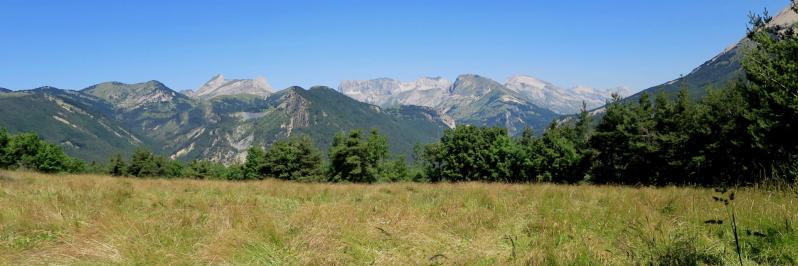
[{"xmin": 1, "ymin": 170, "xmax": 796, "ymax": 265}]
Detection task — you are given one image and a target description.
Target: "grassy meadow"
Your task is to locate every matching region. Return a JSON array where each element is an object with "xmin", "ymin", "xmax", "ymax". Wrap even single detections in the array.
[{"xmin": 1, "ymin": 170, "xmax": 796, "ymax": 265}]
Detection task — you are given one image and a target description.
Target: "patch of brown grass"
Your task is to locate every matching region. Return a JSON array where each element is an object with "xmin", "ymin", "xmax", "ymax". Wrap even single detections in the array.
[{"xmin": 0, "ymin": 170, "xmax": 796, "ymax": 265}]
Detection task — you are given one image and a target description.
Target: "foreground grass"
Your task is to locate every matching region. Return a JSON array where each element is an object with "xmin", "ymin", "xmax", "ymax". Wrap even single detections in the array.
[{"xmin": 0, "ymin": 171, "xmax": 796, "ymax": 265}]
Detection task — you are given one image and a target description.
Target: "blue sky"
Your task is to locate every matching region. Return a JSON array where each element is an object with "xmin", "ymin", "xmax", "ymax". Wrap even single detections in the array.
[{"xmin": 0, "ymin": 0, "xmax": 790, "ymax": 92}]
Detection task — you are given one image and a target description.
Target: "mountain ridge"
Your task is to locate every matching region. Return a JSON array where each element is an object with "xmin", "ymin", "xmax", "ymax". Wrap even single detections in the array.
[
  {"xmin": 623, "ymin": 4, "xmax": 797, "ymax": 102},
  {"xmin": 339, "ymin": 74, "xmax": 564, "ymax": 134},
  {"xmin": 339, "ymin": 74, "xmax": 628, "ymax": 115},
  {"xmin": 185, "ymin": 74, "xmax": 273, "ymax": 100},
  {"xmin": 0, "ymin": 81, "xmax": 449, "ymax": 164}
]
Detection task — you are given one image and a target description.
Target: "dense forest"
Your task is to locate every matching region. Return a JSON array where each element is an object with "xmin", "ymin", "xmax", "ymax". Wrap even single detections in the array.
[{"xmin": 1, "ymin": 8, "xmax": 796, "ymax": 186}]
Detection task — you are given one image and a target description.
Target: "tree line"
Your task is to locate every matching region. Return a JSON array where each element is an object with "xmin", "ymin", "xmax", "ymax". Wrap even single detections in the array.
[
  {"xmin": 1, "ymin": 9, "xmax": 795, "ymax": 186},
  {"xmin": 416, "ymin": 9, "xmax": 798, "ymax": 185},
  {"xmin": 99, "ymin": 129, "xmax": 415, "ymax": 182},
  {"xmin": 0, "ymin": 129, "xmax": 85, "ymax": 173}
]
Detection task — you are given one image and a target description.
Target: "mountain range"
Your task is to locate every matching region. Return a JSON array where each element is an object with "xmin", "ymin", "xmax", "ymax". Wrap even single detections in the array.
[
  {"xmin": 339, "ymin": 75, "xmax": 628, "ymax": 115},
  {"xmin": 2, "ymin": 73, "xmax": 602, "ymax": 164},
  {"xmin": 1, "ymin": 5, "xmax": 794, "ymax": 164},
  {"xmin": 1, "ymin": 73, "xmax": 595, "ymax": 163},
  {"xmin": 0, "ymin": 78, "xmax": 449, "ymax": 164}
]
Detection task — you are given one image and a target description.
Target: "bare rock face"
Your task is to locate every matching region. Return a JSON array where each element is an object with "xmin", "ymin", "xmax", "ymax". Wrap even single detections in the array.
[
  {"xmin": 339, "ymin": 74, "xmax": 628, "ymax": 115},
  {"xmin": 337, "ymin": 78, "xmax": 403, "ymax": 105},
  {"xmin": 276, "ymin": 88, "xmax": 310, "ymax": 137},
  {"xmin": 187, "ymin": 74, "xmax": 273, "ymax": 99},
  {"xmin": 769, "ymin": 4, "xmax": 798, "ymax": 27},
  {"xmin": 505, "ymin": 75, "xmax": 629, "ymax": 114},
  {"xmin": 338, "ymin": 77, "xmax": 451, "ymax": 108}
]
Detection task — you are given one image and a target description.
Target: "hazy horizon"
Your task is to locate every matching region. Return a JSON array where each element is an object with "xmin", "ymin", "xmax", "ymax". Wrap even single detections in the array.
[{"xmin": 1, "ymin": 0, "xmax": 789, "ymax": 92}]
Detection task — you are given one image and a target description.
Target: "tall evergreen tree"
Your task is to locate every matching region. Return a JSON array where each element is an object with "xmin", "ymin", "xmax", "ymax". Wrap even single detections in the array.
[
  {"xmin": 242, "ymin": 147, "xmax": 267, "ymax": 180},
  {"xmin": 110, "ymin": 154, "xmax": 127, "ymax": 176},
  {"xmin": 692, "ymin": 85, "xmax": 752, "ymax": 184},
  {"xmin": 591, "ymin": 94, "xmax": 632, "ymax": 184},
  {"xmin": 422, "ymin": 126, "xmax": 515, "ymax": 182},
  {"xmin": 328, "ymin": 129, "xmax": 389, "ymax": 183},
  {"xmin": 529, "ymin": 122, "xmax": 582, "ymax": 183},
  {"xmin": 264, "ymin": 135, "xmax": 323, "ymax": 181},
  {"xmin": 0, "ymin": 128, "xmax": 10, "ymax": 168},
  {"xmin": 739, "ymin": 6, "xmax": 798, "ymax": 180},
  {"xmin": 133, "ymin": 148, "xmax": 158, "ymax": 177}
]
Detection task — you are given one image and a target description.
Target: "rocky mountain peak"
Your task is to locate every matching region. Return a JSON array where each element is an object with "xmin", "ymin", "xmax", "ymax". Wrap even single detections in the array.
[
  {"xmin": 450, "ymin": 74, "xmax": 504, "ymax": 96},
  {"xmin": 210, "ymin": 74, "xmax": 224, "ymax": 82},
  {"xmin": 506, "ymin": 75, "xmax": 552, "ymax": 90},
  {"xmin": 338, "ymin": 73, "xmax": 626, "ymax": 115},
  {"xmin": 188, "ymin": 74, "xmax": 273, "ymax": 99},
  {"xmin": 400, "ymin": 77, "xmax": 452, "ymax": 92},
  {"xmin": 505, "ymin": 75, "xmax": 629, "ymax": 114},
  {"xmin": 505, "ymin": 75, "xmax": 560, "ymax": 99}
]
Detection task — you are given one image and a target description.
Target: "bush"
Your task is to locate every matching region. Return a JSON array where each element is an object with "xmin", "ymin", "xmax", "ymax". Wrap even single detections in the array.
[
  {"xmin": 0, "ymin": 130, "xmax": 82, "ymax": 173},
  {"xmin": 622, "ymin": 221, "xmax": 722, "ymax": 265},
  {"xmin": 125, "ymin": 147, "xmax": 183, "ymax": 178},
  {"xmin": 377, "ymin": 156, "xmax": 410, "ymax": 182}
]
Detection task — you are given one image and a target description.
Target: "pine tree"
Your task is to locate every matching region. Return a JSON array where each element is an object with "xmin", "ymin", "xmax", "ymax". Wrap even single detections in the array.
[
  {"xmin": 590, "ymin": 94, "xmax": 636, "ymax": 184},
  {"xmin": 242, "ymin": 147, "xmax": 267, "ymax": 180},
  {"xmin": 532, "ymin": 122, "xmax": 582, "ymax": 183},
  {"xmin": 0, "ymin": 128, "xmax": 10, "ymax": 168},
  {"xmin": 422, "ymin": 126, "xmax": 515, "ymax": 182},
  {"xmin": 328, "ymin": 129, "xmax": 389, "ymax": 183},
  {"xmin": 264, "ymin": 135, "xmax": 323, "ymax": 181},
  {"xmin": 110, "ymin": 154, "xmax": 127, "ymax": 176},
  {"xmin": 739, "ymin": 6, "xmax": 798, "ymax": 180}
]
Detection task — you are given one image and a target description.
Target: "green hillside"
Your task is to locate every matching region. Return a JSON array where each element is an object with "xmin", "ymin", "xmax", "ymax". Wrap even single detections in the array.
[
  {"xmin": 171, "ymin": 86, "xmax": 448, "ymax": 162},
  {"xmin": 625, "ymin": 44, "xmax": 746, "ymax": 103},
  {"xmin": 280, "ymin": 86, "xmax": 448, "ymax": 157},
  {"xmin": 1, "ymin": 83, "xmax": 450, "ymax": 164},
  {"xmin": 0, "ymin": 88, "xmax": 143, "ymax": 162},
  {"xmin": 625, "ymin": 5, "xmax": 797, "ymax": 102}
]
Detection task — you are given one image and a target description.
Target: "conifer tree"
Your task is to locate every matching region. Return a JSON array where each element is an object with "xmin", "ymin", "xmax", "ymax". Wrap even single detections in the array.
[
  {"xmin": 264, "ymin": 135, "xmax": 323, "ymax": 181},
  {"xmin": 242, "ymin": 147, "xmax": 267, "ymax": 180}
]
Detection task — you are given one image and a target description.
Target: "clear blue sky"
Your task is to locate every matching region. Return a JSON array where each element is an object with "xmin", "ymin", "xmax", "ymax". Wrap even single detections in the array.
[{"xmin": 0, "ymin": 0, "xmax": 790, "ymax": 92}]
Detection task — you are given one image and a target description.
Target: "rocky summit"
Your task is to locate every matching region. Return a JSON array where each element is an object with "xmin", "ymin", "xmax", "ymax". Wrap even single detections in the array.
[
  {"xmin": 340, "ymin": 74, "xmax": 628, "ymax": 115},
  {"xmin": 185, "ymin": 74, "xmax": 273, "ymax": 100}
]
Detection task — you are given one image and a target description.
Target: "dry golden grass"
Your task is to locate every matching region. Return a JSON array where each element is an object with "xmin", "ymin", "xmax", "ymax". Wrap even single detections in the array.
[{"xmin": 1, "ymin": 170, "xmax": 796, "ymax": 265}]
